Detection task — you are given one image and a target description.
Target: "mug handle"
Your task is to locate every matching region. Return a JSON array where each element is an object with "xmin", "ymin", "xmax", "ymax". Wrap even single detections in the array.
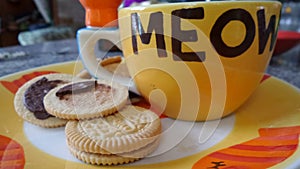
[{"xmin": 77, "ymin": 28, "xmax": 140, "ymax": 94}]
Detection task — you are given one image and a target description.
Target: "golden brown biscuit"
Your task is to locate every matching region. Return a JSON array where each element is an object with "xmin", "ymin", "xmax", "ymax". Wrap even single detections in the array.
[
  {"xmin": 65, "ymin": 105, "xmax": 161, "ymax": 165},
  {"xmin": 75, "ymin": 56, "xmax": 130, "ymax": 79},
  {"xmin": 100, "ymin": 56, "xmax": 122, "ymax": 66},
  {"xmin": 68, "ymin": 138, "xmax": 160, "ymax": 165},
  {"xmin": 44, "ymin": 79, "xmax": 129, "ymax": 120},
  {"xmin": 13, "ymin": 73, "xmax": 79, "ymax": 128}
]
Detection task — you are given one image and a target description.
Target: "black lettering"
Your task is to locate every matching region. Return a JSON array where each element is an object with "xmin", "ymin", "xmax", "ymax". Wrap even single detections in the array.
[
  {"xmin": 131, "ymin": 12, "xmax": 167, "ymax": 57},
  {"xmin": 171, "ymin": 7, "xmax": 205, "ymax": 62},
  {"xmin": 210, "ymin": 9, "xmax": 255, "ymax": 58},
  {"xmin": 257, "ymin": 9, "xmax": 277, "ymax": 54}
]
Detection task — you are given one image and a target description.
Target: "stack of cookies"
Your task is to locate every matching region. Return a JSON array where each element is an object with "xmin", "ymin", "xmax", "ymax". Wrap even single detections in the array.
[
  {"xmin": 14, "ymin": 72, "xmax": 161, "ymax": 165},
  {"xmin": 65, "ymin": 105, "xmax": 161, "ymax": 165}
]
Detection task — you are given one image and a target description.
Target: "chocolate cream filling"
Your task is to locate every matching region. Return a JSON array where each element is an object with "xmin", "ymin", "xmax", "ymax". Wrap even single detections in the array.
[
  {"xmin": 56, "ymin": 80, "xmax": 97, "ymax": 99},
  {"xmin": 55, "ymin": 80, "xmax": 112, "ymax": 100},
  {"xmin": 23, "ymin": 77, "xmax": 65, "ymax": 119}
]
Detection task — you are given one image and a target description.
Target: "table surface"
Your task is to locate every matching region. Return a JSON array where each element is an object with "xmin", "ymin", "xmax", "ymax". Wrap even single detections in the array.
[{"xmin": 0, "ymin": 38, "xmax": 299, "ymax": 89}]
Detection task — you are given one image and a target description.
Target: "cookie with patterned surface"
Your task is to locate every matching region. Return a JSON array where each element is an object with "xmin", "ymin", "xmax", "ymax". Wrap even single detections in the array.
[
  {"xmin": 65, "ymin": 105, "xmax": 161, "ymax": 165},
  {"xmin": 68, "ymin": 138, "xmax": 160, "ymax": 165}
]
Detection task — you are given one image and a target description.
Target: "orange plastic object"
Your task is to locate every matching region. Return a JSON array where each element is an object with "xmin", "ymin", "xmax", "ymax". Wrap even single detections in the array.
[{"xmin": 79, "ymin": 0, "xmax": 122, "ymax": 27}]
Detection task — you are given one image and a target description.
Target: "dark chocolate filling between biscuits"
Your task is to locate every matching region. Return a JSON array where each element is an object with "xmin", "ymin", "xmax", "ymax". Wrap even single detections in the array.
[{"xmin": 23, "ymin": 77, "xmax": 65, "ymax": 120}]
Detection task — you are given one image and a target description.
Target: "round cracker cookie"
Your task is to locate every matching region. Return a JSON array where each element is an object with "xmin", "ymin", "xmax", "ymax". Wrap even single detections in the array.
[
  {"xmin": 14, "ymin": 73, "xmax": 79, "ymax": 128},
  {"xmin": 100, "ymin": 55, "xmax": 122, "ymax": 67},
  {"xmin": 65, "ymin": 105, "xmax": 161, "ymax": 154},
  {"xmin": 104, "ymin": 60, "xmax": 130, "ymax": 78},
  {"xmin": 67, "ymin": 138, "xmax": 160, "ymax": 165},
  {"xmin": 43, "ymin": 79, "xmax": 129, "ymax": 120},
  {"xmin": 100, "ymin": 56, "xmax": 130, "ymax": 78},
  {"xmin": 68, "ymin": 145, "xmax": 137, "ymax": 165},
  {"xmin": 76, "ymin": 56, "xmax": 130, "ymax": 79}
]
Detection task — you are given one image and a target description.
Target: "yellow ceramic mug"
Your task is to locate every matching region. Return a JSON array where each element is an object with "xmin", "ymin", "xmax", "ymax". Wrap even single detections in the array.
[{"xmin": 77, "ymin": 1, "xmax": 281, "ymax": 121}]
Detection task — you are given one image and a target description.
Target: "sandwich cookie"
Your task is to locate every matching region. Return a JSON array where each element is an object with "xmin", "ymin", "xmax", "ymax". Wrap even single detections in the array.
[
  {"xmin": 65, "ymin": 105, "xmax": 161, "ymax": 165},
  {"xmin": 14, "ymin": 73, "xmax": 79, "ymax": 128}
]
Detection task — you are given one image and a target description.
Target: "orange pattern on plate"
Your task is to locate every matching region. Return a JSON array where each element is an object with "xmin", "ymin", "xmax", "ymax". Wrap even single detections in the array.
[
  {"xmin": 260, "ymin": 74, "xmax": 271, "ymax": 83},
  {"xmin": 0, "ymin": 135, "xmax": 25, "ymax": 169},
  {"xmin": 192, "ymin": 126, "xmax": 300, "ymax": 169},
  {"xmin": 0, "ymin": 71, "xmax": 56, "ymax": 94}
]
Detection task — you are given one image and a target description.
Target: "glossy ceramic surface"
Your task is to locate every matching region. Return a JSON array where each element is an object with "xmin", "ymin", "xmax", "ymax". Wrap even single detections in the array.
[{"xmin": 0, "ymin": 61, "xmax": 300, "ymax": 169}]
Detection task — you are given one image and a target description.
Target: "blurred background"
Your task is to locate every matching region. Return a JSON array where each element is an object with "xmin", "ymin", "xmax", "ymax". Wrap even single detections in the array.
[
  {"xmin": 0, "ymin": 0, "xmax": 299, "ymax": 86},
  {"xmin": 0, "ymin": 0, "xmax": 297, "ymax": 46},
  {"xmin": 0, "ymin": 0, "xmax": 85, "ymax": 47},
  {"xmin": 0, "ymin": 0, "xmax": 299, "ymax": 59}
]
